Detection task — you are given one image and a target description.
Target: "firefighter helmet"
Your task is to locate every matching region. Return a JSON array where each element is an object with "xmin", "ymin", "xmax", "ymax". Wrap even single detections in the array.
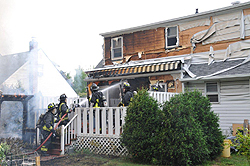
[
  {"xmin": 91, "ymin": 83, "xmax": 99, "ymax": 91},
  {"xmin": 123, "ymin": 82, "xmax": 131, "ymax": 90},
  {"xmin": 59, "ymin": 94, "xmax": 67, "ymax": 101},
  {"xmin": 48, "ymin": 103, "xmax": 56, "ymax": 112}
]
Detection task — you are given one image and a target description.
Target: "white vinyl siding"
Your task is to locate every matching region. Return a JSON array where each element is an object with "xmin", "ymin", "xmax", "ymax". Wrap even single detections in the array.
[{"xmin": 185, "ymin": 79, "xmax": 250, "ymax": 136}]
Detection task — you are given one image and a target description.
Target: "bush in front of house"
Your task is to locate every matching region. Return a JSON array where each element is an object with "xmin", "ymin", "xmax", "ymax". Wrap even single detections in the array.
[
  {"xmin": 158, "ymin": 91, "xmax": 210, "ymax": 165},
  {"xmin": 186, "ymin": 89, "xmax": 224, "ymax": 160},
  {"xmin": 121, "ymin": 89, "xmax": 224, "ymax": 165},
  {"xmin": 0, "ymin": 142, "xmax": 10, "ymax": 165},
  {"xmin": 121, "ymin": 88, "xmax": 162, "ymax": 164},
  {"xmin": 233, "ymin": 128, "xmax": 250, "ymax": 163}
]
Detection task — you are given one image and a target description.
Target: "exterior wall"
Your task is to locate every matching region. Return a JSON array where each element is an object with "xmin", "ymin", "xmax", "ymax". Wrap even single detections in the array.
[
  {"xmin": 184, "ymin": 79, "xmax": 250, "ymax": 136},
  {"xmin": 103, "ymin": 7, "xmax": 250, "ymax": 66}
]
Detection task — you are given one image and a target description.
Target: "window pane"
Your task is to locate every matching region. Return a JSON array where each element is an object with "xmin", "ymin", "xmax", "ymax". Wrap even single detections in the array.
[
  {"xmin": 113, "ymin": 48, "xmax": 122, "ymax": 58},
  {"xmin": 167, "ymin": 37, "xmax": 177, "ymax": 46},
  {"xmin": 206, "ymin": 83, "xmax": 217, "ymax": 92},
  {"xmin": 161, "ymin": 84, "xmax": 166, "ymax": 92},
  {"xmin": 112, "ymin": 38, "xmax": 122, "ymax": 48},
  {"xmin": 167, "ymin": 27, "xmax": 177, "ymax": 36},
  {"xmin": 207, "ymin": 95, "xmax": 218, "ymax": 102}
]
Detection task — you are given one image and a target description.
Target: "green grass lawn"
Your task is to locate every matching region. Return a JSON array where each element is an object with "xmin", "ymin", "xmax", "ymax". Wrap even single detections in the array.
[
  {"xmin": 203, "ymin": 153, "xmax": 249, "ymax": 166},
  {"xmin": 103, "ymin": 153, "xmax": 249, "ymax": 166}
]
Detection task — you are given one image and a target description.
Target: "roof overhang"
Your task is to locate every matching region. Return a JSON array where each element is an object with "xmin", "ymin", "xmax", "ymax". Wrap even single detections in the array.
[
  {"xmin": 180, "ymin": 73, "xmax": 250, "ymax": 83},
  {"xmin": 100, "ymin": 2, "xmax": 250, "ymax": 38}
]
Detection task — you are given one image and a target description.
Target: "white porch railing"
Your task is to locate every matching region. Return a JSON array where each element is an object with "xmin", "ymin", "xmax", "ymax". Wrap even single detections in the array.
[
  {"xmin": 60, "ymin": 114, "xmax": 78, "ymax": 155},
  {"xmin": 60, "ymin": 92, "xmax": 178, "ymax": 155},
  {"xmin": 76, "ymin": 107, "xmax": 127, "ymax": 136},
  {"xmin": 149, "ymin": 91, "xmax": 178, "ymax": 104},
  {"xmin": 60, "ymin": 107, "xmax": 127, "ymax": 155}
]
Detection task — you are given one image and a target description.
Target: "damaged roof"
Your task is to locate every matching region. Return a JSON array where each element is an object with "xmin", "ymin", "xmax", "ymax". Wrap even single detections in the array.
[{"xmin": 182, "ymin": 58, "xmax": 250, "ymax": 81}]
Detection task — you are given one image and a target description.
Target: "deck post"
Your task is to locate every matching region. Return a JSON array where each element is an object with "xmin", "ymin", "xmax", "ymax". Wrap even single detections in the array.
[
  {"xmin": 61, "ymin": 125, "xmax": 65, "ymax": 155},
  {"xmin": 76, "ymin": 108, "xmax": 81, "ymax": 136}
]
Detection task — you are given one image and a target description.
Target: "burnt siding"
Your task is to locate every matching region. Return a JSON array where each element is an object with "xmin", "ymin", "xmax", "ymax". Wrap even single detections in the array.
[
  {"xmin": 124, "ymin": 28, "xmax": 165, "ymax": 55},
  {"xmin": 104, "ymin": 37, "xmax": 112, "ymax": 65},
  {"xmin": 104, "ymin": 27, "xmax": 166, "ymax": 65}
]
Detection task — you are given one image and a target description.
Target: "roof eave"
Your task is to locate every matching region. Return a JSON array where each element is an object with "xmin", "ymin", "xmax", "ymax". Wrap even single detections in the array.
[
  {"xmin": 180, "ymin": 73, "xmax": 250, "ymax": 82},
  {"xmin": 100, "ymin": 1, "xmax": 250, "ymax": 38}
]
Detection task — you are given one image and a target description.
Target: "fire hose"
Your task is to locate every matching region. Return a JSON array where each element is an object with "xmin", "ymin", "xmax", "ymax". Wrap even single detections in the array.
[{"xmin": 26, "ymin": 111, "xmax": 70, "ymax": 155}]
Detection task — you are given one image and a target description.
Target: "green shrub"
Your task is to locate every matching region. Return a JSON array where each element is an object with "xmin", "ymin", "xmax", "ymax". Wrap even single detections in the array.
[
  {"xmin": 159, "ymin": 91, "xmax": 209, "ymax": 165},
  {"xmin": 121, "ymin": 88, "xmax": 162, "ymax": 164},
  {"xmin": 121, "ymin": 89, "xmax": 223, "ymax": 165},
  {"xmin": 186, "ymin": 90, "xmax": 224, "ymax": 160},
  {"xmin": 233, "ymin": 128, "xmax": 250, "ymax": 163},
  {"xmin": 0, "ymin": 142, "xmax": 10, "ymax": 165}
]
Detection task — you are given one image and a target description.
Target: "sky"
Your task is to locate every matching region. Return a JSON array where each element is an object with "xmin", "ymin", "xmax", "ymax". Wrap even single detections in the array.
[{"xmin": 0, "ymin": 0, "xmax": 249, "ymax": 77}]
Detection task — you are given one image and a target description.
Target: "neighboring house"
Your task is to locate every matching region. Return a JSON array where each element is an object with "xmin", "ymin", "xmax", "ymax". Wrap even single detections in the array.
[
  {"xmin": 0, "ymin": 39, "xmax": 78, "ymax": 140},
  {"xmin": 85, "ymin": 1, "xmax": 250, "ymax": 135}
]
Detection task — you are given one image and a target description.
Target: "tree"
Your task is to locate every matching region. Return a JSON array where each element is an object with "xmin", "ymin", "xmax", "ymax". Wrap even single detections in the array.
[
  {"xmin": 60, "ymin": 70, "xmax": 73, "ymax": 86},
  {"xmin": 73, "ymin": 66, "xmax": 87, "ymax": 97}
]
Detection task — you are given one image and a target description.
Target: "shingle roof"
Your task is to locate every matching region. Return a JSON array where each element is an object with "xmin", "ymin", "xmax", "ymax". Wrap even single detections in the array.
[
  {"xmin": 0, "ymin": 52, "xmax": 29, "ymax": 84},
  {"xmin": 184, "ymin": 59, "xmax": 250, "ymax": 78}
]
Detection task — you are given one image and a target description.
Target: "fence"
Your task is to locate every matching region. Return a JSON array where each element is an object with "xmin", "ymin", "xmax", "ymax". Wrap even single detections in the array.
[
  {"xmin": 148, "ymin": 91, "xmax": 178, "ymax": 104},
  {"xmin": 60, "ymin": 92, "xmax": 178, "ymax": 156},
  {"xmin": 60, "ymin": 107, "xmax": 127, "ymax": 156}
]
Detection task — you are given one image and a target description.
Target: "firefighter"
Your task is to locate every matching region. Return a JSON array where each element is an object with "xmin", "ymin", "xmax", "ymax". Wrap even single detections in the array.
[
  {"xmin": 89, "ymin": 83, "xmax": 106, "ymax": 108},
  {"xmin": 89, "ymin": 83, "xmax": 106, "ymax": 132},
  {"xmin": 151, "ymin": 81, "xmax": 163, "ymax": 91},
  {"xmin": 41, "ymin": 103, "xmax": 57, "ymax": 156},
  {"xmin": 119, "ymin": 82, "xmax": 133, "ymax": 106},
  {"xmin": 151, "ymin": 84, "xmax": 159, "ymax": 91},
  {"xmin": 58, "ymin": 94, "xmax": 72, "ymax": 127}
]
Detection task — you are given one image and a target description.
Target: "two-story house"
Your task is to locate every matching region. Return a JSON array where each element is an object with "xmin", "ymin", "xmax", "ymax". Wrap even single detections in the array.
[{"xmin": 85, "ymin": 2, "xmax": 250, "ymax": 135}]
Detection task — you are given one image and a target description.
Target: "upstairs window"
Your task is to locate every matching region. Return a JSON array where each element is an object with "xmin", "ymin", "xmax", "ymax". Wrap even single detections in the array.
[
  {"xmin": 111, "ymin": 37, "xmax": 123, "ymax": 60},
  {"xmin": 206, "ymin": 82, "xmax": 219, "ymax": 103},
  {"xmin": 165, "ymin": 26, "xmax": 179, "ymax": 48}
]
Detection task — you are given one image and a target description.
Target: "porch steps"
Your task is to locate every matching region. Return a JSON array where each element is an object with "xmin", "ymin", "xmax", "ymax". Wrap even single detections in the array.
[{"xmin": 47, "ymin": 136, "xmax": 61, "ymax": 156}]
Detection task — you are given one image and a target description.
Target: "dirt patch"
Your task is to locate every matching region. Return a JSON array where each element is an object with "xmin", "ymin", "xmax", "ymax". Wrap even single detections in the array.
[{"xmin": 41, "ymin": 153, "xmax": 118, "ymax": 166}]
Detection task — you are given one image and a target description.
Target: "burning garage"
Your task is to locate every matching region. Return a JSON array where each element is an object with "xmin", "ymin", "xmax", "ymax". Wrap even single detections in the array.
[{"xmin": 0, "ymin": 38, "xmax": 78, "ymax": 142}]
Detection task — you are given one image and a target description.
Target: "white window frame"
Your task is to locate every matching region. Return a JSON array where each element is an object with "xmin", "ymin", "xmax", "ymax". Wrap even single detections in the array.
[
  {"xmin": 205, "ymin": 82, "xmax": 220, "ymax": 103},
  {"xmin": 165, "ymin": 26, "xmax": 179, "ymax": 49},
  {"xmin": 111, "ymin": 36, "xmax": 123, "ymax": 60}
]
